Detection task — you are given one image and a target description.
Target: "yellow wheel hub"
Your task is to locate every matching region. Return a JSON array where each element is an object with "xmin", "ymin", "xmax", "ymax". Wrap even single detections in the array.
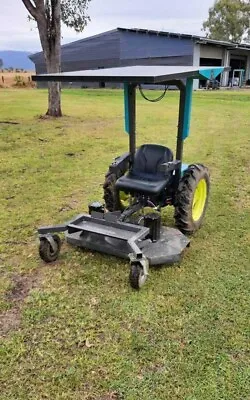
[
  {"xmin": 119, "ymin": 191, "xmax": 130, "ymax": 208},
  {"xmin": 192, "ymin": 179, "xmax": 207, "ymax": 222}
]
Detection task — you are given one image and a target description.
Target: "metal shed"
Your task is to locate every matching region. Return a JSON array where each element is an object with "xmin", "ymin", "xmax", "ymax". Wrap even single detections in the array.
[{"xmin": 30, "ymin": 27, "xmax": 250, "ymax": 89}]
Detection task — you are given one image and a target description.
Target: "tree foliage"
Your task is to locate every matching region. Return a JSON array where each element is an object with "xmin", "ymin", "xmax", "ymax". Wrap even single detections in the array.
[
  {"xmin": 61, "ymin": 0, "xmax": 91, "ymax": 32},
  {"xmin": 203, "ymin": 0, "xmax": 250, "ymax": 43}
]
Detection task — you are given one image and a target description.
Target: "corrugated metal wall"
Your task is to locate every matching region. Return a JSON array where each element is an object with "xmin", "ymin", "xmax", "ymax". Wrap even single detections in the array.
[
  {"xmin": 32, "ymin": 30, "xmax": 121, "ymax": 71},
  {"xmin": 120, "ymin": 55, "xmax": 193, "ymax": 67},
  {"xmin": 120, "ymin": 31, "xmax": 193, "ymax": 60}
]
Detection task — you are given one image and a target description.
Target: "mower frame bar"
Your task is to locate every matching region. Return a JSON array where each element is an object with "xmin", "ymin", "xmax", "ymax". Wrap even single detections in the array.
[{"xmin": 38, "ymin": 212, "xmax": 150, "ymax": 260}]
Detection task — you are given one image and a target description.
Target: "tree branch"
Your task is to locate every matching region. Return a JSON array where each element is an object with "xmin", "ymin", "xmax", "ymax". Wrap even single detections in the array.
[
  {"xmin": 21, "ymin": 0, "xmax": 38, "ymax": 19},
  {"xmin": 33, "ymin": 0, "xmax": 45, "ymax": 12}
]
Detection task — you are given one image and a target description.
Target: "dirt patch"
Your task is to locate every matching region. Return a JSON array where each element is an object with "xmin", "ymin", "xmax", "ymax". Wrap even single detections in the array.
[
  {"xmin": 93, "ymin": 393, "xmax": 121, "ymax": 400},
  {"xmin": 0, "ymin": 271, "xmax": 42, "ymax": 337},
  {"xmin": 59, "ymin": 198, "xmax": 80, "ymax": 213},
  {"xmin": 6, "ymin": 272, "xmax": 40, "ymax": 303},
  {"xmin": 85, "ymin": 390, "xmax": 122, "ymax": 400},
  {"xmin": 0, "ymin": 121, "xmax": 20, "ymax": 125},
  {"xmin": 102, "ymin": 393, "xmax": 121, "ymax": 400},
  {"xmin": 0, "ymin": 308, "xmax": 21, "ymax": 337}
]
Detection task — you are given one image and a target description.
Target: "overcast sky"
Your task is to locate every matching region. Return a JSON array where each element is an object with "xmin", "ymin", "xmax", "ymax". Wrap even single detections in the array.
[{"xmin": 0, "ymin": 0, "xmax": 215, "ymax": 52}]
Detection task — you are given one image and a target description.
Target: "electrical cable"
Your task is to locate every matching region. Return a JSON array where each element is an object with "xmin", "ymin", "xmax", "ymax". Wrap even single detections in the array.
[{"xmin": 138, "ymin": 84, "xmax": 168, "ymax": 102}]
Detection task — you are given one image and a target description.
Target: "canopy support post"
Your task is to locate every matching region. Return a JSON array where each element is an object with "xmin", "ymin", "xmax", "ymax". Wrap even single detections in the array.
[
  {"xmin": 176, "ymin": 78, "xmax": 193, "ymax": 161},
  {"xmin": 174, "ymin": 78, "xmax": 194, "ymax": 198},
  {"xmin": 124, "ymin": 83, "xmax": 137, "ymax": 162}
]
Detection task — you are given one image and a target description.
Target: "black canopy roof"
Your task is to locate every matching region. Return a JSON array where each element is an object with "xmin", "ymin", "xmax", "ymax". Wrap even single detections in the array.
[{"xmin": 32, "ymin": 65, "xmax": 228, "ymax": 84}]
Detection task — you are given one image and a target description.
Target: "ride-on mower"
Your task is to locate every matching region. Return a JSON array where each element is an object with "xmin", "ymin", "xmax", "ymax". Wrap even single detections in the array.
[{"xmin": 33, "ymin": 65, "xmax": 228, "ymax": 289}]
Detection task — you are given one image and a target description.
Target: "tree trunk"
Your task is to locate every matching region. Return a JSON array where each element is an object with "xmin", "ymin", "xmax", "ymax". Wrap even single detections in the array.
[
  {"xmin": 46, "ymin": 0, "xmax": 62, "ymax": 117},
  {"xmin": 22, "ymin": 0, "xmax": 65, "ymax": 116},
  {"xmin": 36, "ymin": 0, "xmax": 62, "ymax": 117},
  {"xmin": 47, "ymin": 82, "xmax": 61, "ymax": 117},
  {"xmin": 46, "ymin": 60, "xmax": 62, "ymax": 117}
]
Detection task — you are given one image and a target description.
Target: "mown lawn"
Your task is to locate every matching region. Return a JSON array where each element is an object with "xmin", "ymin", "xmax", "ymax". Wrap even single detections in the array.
[{"xmin": 0, "ymin": 88, "xmax": 249, "ymax": 400}]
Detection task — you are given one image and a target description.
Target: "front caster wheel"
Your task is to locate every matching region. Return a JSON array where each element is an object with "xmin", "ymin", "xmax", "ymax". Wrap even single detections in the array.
[
  {"xmin": 129, "ymin": 263, "xmax": 147, "ymax": 290},
  {"xmin": 39, "ymin": 235, "xmax": 61, "ymax": 263}
]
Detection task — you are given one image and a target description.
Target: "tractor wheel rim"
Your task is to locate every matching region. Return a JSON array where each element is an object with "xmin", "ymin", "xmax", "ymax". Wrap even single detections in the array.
[
  {"xmin": 192, "ymin": 178, "xmax": 207, "ymax": 222},
  {"xmin": 119, "ymin": 191, "xmax": 130, "ymax": 208}
]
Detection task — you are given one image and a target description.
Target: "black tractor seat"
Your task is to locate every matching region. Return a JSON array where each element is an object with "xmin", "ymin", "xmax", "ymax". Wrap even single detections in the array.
[{"xmin": 116, "ymin": 144, "xmax": 174, "ymax": 196}]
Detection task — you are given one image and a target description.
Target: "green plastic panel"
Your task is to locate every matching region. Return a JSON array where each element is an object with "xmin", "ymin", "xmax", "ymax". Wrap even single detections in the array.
[
  {"xmin": 199, "ymin": 67, "xmax": 224, "ymax": 80},
  {"xmin": 182, "ymin": 78, "xmax": 193, "ymax": 140},
  {"xmin": 181, "ymin": 163, "xmax": 189, "ymax": 176},
  {"xmin": 124, "ymin": 83, "xmax": 130, "ymax": 134}
]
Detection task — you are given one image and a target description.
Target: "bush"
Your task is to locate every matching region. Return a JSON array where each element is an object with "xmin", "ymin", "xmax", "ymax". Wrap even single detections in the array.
[{"xmin": 13, "ymin": 75, "xmax": 27, "ymax": 87}]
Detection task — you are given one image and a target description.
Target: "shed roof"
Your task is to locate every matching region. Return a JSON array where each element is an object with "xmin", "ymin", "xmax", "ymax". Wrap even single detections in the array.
[
  {"xmin": 117, "ymin": 27, "xmax": 250, "ymax": 50},
  {"xmin": 32, "ymin": 65, "xmax": 228, "ymax": 84}
]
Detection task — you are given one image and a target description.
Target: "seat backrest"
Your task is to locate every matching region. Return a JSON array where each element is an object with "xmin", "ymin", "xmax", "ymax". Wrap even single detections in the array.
[{"xmin": 132, "ymin": 144, "xmax": 173, "ymax": 178}]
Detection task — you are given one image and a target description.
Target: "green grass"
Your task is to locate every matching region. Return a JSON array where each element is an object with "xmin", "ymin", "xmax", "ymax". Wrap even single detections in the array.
[{"xmin": 0, "ymin": 88, "xmax": 249, "ymax": 400}]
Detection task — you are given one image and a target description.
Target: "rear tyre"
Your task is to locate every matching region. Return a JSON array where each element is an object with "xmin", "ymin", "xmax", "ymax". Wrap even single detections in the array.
[
  {"xmin": 103, "ymin": 171, "xmax": 130, "ymax": 212},
  {"xmin": 174, "ymin": 164, "xmax": 210, "ymax": 234}
]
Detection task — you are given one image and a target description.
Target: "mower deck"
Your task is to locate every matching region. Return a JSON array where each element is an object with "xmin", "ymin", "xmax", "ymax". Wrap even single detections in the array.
[
  {"xmin": 39, "ymin": 211, "xmax": 190, "ymax": 267},
  {"xmin": 67, "ymin": 225, "xmax": 190, "ymax": 266}
]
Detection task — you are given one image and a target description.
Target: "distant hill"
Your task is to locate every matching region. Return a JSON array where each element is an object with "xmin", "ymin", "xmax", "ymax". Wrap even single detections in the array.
[{"xmin": 0, "ymin": 51, "xmax": 35, "ymax": 71}]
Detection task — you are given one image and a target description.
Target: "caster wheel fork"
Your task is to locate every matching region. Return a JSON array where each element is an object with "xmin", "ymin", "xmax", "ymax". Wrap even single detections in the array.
[{"xmin": 129, "ymin": 255, "xmax": 149, "ymax": 290}]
